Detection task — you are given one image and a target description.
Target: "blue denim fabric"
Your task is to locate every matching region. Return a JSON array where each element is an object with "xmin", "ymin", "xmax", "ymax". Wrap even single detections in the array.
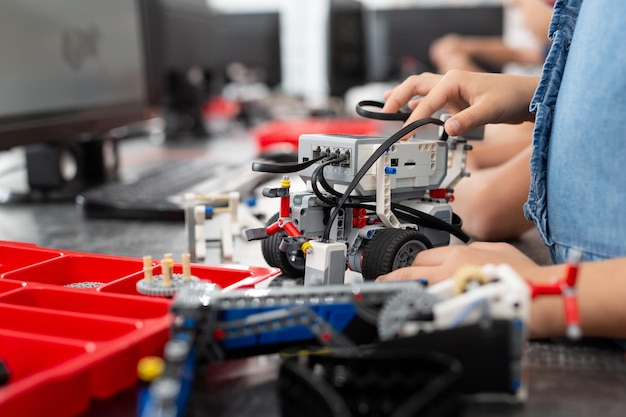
[{"xmin": 524, "ymin": 0, "xmax": 626, "ymax": 264}]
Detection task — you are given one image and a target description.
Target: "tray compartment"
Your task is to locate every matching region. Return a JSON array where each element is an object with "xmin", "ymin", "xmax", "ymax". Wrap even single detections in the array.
[
  {"xmin": 1, "ymin": 254, "xmax": 144, "ymax": 288},
  {"xmin": 0, "ymin": 245, "xmax": 62, "ymax": 275},
  {"xmin": 0, "ymin": 280, "xmax": 23, "ymax": 294},
  {"xmin": 0, "ymin": 305, "xmax": 137, "ymax": 342},
  {"xmin": 0, "ymin": 287, "xmax": 170, "ymax": 320},
  {"xmin": 0, "ymin": 333, "xmax": 90, "ymax": 417}
]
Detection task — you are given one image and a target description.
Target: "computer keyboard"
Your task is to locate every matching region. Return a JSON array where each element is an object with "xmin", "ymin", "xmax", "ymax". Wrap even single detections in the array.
[{"xmin": 76, "ymin": 158, "xmax": 276, "ymax": 221}]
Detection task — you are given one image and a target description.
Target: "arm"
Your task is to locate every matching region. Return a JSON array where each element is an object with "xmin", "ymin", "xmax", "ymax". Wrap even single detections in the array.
[
  {"xmin": 377, "ymin": 242, "xmax": 626, "ymax": 340},
  {"xmin": 382, "ymin": 71, "xmax": 539, "ymax": 137},
  {"xmin": 452, "ymin": 143, "xmax": 534, "ymax": 241},
  {"xmin": 511, "ymin": 0, "xmax": 554, "ymax": 43},
  {"xmin": 430, "ymin": 34, "xmax": 544, "ymax": 73}
]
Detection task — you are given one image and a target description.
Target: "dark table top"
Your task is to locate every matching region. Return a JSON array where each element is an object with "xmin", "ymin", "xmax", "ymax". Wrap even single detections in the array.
[{"xmin": 1, "ymin": 133, "xmax": 625, "ymax": 417}]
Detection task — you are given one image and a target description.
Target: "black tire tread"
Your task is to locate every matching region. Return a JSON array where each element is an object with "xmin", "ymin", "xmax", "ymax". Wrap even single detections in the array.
[{"xmin": 361, "ymin": 229, "xmax": 432, "ymax": 281}]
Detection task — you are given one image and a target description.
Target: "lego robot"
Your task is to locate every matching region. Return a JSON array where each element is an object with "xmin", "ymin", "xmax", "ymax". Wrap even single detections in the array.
[
  {"xmin": 136, "ymin": 259, "xmax": 582, "ymax": 417},
  {"xmin": 245, "ymin": 101, "xmax": 482, "ymax": 284}
]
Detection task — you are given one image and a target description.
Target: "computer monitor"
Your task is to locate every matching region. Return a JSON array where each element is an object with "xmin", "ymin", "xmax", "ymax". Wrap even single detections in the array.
[
  {"xmin": 328, "ymin": 0, "xmax": 367, "ymax": 98},
  {"xmin": 136, "ymin": 3, "xmax": 281, "ymax": 130},
  {"xmin": 365, "ymin": 5, "xmax": 504, "ymax": 82},
  {"xmin": 0, "ymin": 0, "xmax": 156, "ymax": 192},
  {"xmin": 0, "ymin": 0, "xmax": 155, "ymax": 150},
  {"xmin": 207, "ymin": 11, "xmax": 282, "ymax": 92},
  {"xmin": 141, "ymin": 3, "xmax": 281, "ymax": 139},
  {"xmin": 143, "ymin": 0, "xmax": 216, "ymax": 139}
]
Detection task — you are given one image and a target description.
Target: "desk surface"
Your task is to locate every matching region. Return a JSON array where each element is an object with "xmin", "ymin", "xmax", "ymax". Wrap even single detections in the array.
[{"xmin": 1, "ymin": 132, "xmax": 625, "ymax": 417}]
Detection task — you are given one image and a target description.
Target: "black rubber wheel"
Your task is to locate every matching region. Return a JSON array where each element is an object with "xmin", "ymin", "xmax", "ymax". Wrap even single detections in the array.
[
  {"xmin": 361, "ymin": 229, "xmax": 432, "ymax": 281},
  {"xmin": 261, "ymin": 212, "xmax": 281, "ymax": 267},
  {"xmin": 260, "ymin": 212, "xmax": 306, "ymax": 278}
]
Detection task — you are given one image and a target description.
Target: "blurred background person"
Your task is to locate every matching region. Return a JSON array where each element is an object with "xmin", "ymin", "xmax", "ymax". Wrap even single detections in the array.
[{"xmin": 430, "ymin": 0, "xmax": 553, "ymax": 75}]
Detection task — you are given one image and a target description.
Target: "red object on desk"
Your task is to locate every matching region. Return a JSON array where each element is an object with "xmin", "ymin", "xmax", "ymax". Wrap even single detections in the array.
[
  {"xmin": 253, "ymin": 118, "xmax": 381, "ymax": 154},
  {"xmin": 0, "ymin": 241, "xmax": 279, "ymax": 417}
]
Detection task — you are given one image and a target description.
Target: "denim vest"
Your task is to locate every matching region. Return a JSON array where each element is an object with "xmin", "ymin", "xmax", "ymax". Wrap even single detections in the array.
[{"xmin": 524, "ymin": 0, "xmax": 626, "ymax": 264}]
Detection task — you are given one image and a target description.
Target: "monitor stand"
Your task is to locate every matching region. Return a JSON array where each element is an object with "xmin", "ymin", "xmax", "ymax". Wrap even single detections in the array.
[{"xmin": 1, "ymin": 135, "xmax": 119, "ymax": 203}]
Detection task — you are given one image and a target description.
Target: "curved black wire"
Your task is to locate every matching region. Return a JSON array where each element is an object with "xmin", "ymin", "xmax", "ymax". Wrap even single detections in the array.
[
  {"xmin": 312, "ymin": 155, "xmax": 375, "ymax": 206},
  {"xmin": 311, "ymin": 157, "xmax": 344, "ymax": 206},
  {"xmin": 322, "ymin": 118, "xmax": 448, "ymax": 240},
  {"xmin": 356, "ymin": 100, "xmax": 411, "ymax": 121},
  {"xmin": 391, "ymin": 203, "xmax": 470, "ymax": 243},
  {"xmin": 317, "ymin": 167, "xmax": 344, "ymax": 198},
  {"xmin": 340, "ymin": 201, "xmax": 469, "ymax": 243},
  {"xmin": 316, "ymin": 164, "xmax": 375, "ymax": 203},
  {"xmin": 252, "ymin": 155, "xmax": 327, "ymax": 173}
]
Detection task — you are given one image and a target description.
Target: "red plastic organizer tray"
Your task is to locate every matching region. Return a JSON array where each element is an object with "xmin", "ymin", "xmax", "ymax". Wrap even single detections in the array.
[
  {"xmin": 253, "ymin": 118, "xmax": 381, "ymax": 154},
  {"xmin": 0, "ymin": 241, "xmax": 280, "ymax": 417}
]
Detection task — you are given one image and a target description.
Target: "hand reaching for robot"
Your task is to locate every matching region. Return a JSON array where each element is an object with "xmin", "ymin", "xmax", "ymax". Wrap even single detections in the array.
[
  {"xmin": 382, "ymin": 71, "xmax": 540, "ymax": 138},
  {"xmin": 376, "ymin": 243, "xmax": 588, "ymax": 340},
  {"xmin": 376, "ymin": 241, "xmax": 554, "ymax": 285}
]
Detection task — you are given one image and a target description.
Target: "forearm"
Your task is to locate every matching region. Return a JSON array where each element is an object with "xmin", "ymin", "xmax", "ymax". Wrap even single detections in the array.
[
  {"xmin": 453, "ymin": 145, "xmax": 533, "ymax": 241},
  {"xmin": 513, "ymin": 0, "xmax": 554, "ymax": 42},
  {"xmin": 529, "ymin": 257, "xmax": 626, "ymax": 339},
  {"xmin": 468, "ymin": 123, "xmax": 534, "ymax": 169},
  {"xmin": 458, "ymin": 37, "xmax": 528, "ymax": 67}
]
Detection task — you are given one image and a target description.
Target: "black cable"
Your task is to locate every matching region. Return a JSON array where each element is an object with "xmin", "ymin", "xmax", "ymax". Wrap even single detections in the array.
[
  {"xmin": 311, "ymin": 157, "xmax": 343, "ymax": 206},
  {"xmin": 252, "ymin": 155, "xmax": 327, "ymax": 174},
  {"xmin": 344, "ymin": 201, "xmax": 469, "ymax": 242},
  {"xmin": 312, "ymin": 155, "xmax": 376, "ymax": 207},
  {"xmin": 317, "ymin": 166, "xmax": 376, "ymax": 204},
  {"xmin": 316, "ymin": 166, "xmax": 343, "ymax": 198},
  {"xmin": 356, "ymin": 100, "xmax": 411, "ymax": 121},
  {"xmin": 391, "ymin": 203, "xmax": 470, "ymax": 243},
  {"xmin": 322, "ymin": 118, "xmax": 447, "ymax": 240},
  {"xmin": 317, "ymin": 155, "xmax": 348, "ymax": 194}
]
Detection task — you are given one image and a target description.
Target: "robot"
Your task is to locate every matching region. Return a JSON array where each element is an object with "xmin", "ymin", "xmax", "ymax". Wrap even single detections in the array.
[
  {"xmin": 136, "ymin": 259, "xmax": 583, "ymax": 417},
  {"xmin": 245, "ymin": 101, "xmax": 482, "ymax": 284}
]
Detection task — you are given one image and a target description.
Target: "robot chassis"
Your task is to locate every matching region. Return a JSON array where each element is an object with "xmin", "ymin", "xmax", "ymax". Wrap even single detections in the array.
[
  {"xmin": 138, "ymin": 259, "xmax": 583, "ymax": 417},
  {"xmin": 245, "ymin": 103, "xmax": 481, "ymax": 284}
]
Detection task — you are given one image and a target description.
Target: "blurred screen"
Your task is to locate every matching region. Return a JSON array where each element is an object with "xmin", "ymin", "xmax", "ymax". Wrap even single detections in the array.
[{"xmin": 0, "ymin": 0, "xmax": 146, "ymax": 119}]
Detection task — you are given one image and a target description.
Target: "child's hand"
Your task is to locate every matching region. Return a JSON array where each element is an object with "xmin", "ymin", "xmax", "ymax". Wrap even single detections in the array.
[
  {"xmin": 382, "ymin": 71, "xmax": 539, "ymax": 137},
  {"xmin": 376, "ymin": 241, "xmax": 545, "ymax": 285}
]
